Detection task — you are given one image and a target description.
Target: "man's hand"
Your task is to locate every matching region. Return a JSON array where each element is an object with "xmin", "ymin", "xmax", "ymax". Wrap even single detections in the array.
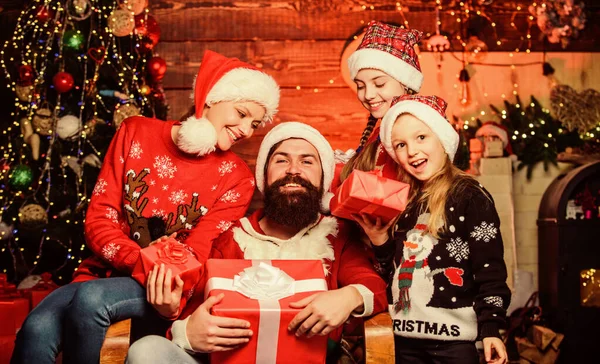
[
  {"xmin": 287, "ymin": 286, "xmax": 363, "ymax": 338},
  {"xmin": 147, "ymin": 263, "xmax": 184, "ymax": 319},
  {"xmin": 353, "ymin": 213, "xmax": 395, "ymax": 246},
  {"xmin": 187, "ymin": 293, "xmax": 253, "ymax": 353},
  {"xmin": 483, "ymin": 337, "xmax": 508, "ymax": 364}
]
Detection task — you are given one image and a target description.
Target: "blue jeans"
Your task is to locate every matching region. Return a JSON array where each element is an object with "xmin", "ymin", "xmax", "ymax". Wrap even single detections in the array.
[{"xmin": 11, "ymin": 277, "xmax": 162, "ymax": 364}]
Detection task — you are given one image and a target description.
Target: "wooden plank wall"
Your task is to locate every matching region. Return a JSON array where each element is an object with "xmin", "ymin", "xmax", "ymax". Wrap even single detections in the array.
[{"xmin": 151, "ymin": 0, "xmax": 600, "ymax": 168}]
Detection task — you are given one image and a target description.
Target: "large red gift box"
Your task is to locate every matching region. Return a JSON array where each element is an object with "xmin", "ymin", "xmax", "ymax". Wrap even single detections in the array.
[
  {"xmin": 132, "ymin": 240, "xmax": 202, "ymax": 296},
  {"xmin": 205, "ymin": 259, "xmax": 329, "ymax": 364},
  {"xmin": 0, "ymin": 335, "xmax": 15, "ymax": 364},
  {"xmin": 330, "ymin": 169, "xmax": 409, "ymax": 223}
]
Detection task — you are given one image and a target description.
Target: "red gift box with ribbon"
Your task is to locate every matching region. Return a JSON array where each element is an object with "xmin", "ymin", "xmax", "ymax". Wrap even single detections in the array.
[
  {"xmin": 0, "ymin": 334, "xmax": 15, "ymax": 364},
  {"xmin": 26, "ymin": 273, "xmax": 59, "ymax": 309},
  {"xmin": 330, "ymin": 169, "xmax": 410, "ymax": 223},
  {"xmin": 0, "ymin": 295, "xmax": 29, "ymax": 335},
  {"xmin": 205, "ymin": 259, "xmax": 328, "ymax": 364},
  {"xmin": 132, "ymin": 240, "xmax": 202, "ymax": 297}
]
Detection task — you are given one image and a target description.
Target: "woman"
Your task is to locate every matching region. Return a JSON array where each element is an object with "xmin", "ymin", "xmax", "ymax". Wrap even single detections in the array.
[{"xmin": 11, "ymin": 50, "xmax": 281, "ymax": 364}]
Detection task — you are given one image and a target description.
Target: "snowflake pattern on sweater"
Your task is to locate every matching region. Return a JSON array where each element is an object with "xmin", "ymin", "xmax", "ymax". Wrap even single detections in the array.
[
  {"xmin": 74, "ymin": 117, "xmax": 256, "ymax": 295},
  {"xmin": 373, "ymin": 178, "xmax": 511, "ymax": 342}
]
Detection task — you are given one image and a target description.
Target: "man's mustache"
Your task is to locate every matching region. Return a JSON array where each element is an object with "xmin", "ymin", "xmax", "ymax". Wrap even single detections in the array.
[{"xmin": 269, "ymin": 175, "xmax": 317, "ymax": 191}]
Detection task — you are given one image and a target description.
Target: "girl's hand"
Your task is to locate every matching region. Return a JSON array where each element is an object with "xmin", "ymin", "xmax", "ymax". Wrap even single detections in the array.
[
  {"xmin": 482, "ymin": 337, "xmax": 508, "ymax": 364},
  {"xmin": 147, "ymin": 263, "xmax": 184, "ymax": 319},
  {"xmin": 288, "ymin": 286, "xmax": 363, "ymax": 338},
  {"xmin": 186, "ymin": 293, "xmax": 253, "ymax": 353},
  {"xmin": 352, "ymin": 213, "xmax": 394, "ymax": 246}
]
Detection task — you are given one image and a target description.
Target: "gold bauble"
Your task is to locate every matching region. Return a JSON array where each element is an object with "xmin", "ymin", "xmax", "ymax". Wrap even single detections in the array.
[
  {"xmin": 32, "ymin": 108, "xmax": 54, "ymax": 136},
  {"xmin": 15, "ymin": 85, "xmax": 33, "ymax": 102},
  {"xmin": 84, "ymin": 117, "xmax": 106, "ymax": 137},
  {"xmin": 19, "ymin": 204, "xmax": 48, "ymax": 227},
  {"xmin": 113, "ymin": 103, "xmax": 140, "ymax": 129},
  {"xmin": 108, "ymin": 8, "xmax": 135, "ymax": 37}
]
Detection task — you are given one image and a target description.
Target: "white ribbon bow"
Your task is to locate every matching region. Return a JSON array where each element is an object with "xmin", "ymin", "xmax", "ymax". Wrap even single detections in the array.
[{"xmin": 233, "ymin": 262, "xmax": 296, "ymax": 301}]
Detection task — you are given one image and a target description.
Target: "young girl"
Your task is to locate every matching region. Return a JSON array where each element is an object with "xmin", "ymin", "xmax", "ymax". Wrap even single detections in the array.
[
  {"xmin": 11, "ymin": 50, "xmax": 280, "ymax": 364},
  {"xmin": 333, "ymin": 21, "xmax": 424, "ymax": 190},
  {"xmin": 355, "ymin": 95, "xmax": 510, "ymax": 364}
]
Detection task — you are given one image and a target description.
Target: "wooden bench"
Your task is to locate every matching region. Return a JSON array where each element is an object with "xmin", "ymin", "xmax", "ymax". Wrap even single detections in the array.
[{"xmin": 99, "ymin": 313, "xmax": 395, "ymax": 364}]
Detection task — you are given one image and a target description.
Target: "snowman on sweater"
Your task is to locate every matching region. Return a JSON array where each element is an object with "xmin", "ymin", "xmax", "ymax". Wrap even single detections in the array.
[{"xmin": 391, "ymin": 213, "xmax": 478, "ymax": 340}]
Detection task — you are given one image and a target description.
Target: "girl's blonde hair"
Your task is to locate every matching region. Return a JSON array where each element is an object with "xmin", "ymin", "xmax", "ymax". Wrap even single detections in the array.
[{"xmin": 396, "ymin": 154, "xmax": 487, "ymax": 239}]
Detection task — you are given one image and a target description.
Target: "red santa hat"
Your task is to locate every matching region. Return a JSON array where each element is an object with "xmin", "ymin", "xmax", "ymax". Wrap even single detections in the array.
[
  {"xmin": 347, "ymin": 21, "xmax": 424, "ymax": 92},
  {"xmin": 475, "ymin": 121, "xmax": 513, "ymax": 155},
  {"xmin": 177, "ymin": 50, "xmax": 280, "ymax": 156},
  {"xmin": 255, "ymin": 122, "xmax": 335, "ymax": 213},
  {"xmin": 380, "ymin": 95, "xmax": 459, "ymax": 162}
]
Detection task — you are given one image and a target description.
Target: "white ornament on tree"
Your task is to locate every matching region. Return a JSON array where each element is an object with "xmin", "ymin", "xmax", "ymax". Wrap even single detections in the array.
[
  {"xmin": 56, "ymin": 115, "xmax": 82, "ymax": 140},
  {"xmin": 108, "ymin": 8, "xmax": 135, "ymax": 37}
]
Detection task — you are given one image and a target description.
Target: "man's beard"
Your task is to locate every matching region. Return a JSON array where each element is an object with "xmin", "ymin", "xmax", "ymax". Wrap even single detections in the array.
[{"xmin": 263, "ymin": 175, "xmax": 322, "ymax": 230}]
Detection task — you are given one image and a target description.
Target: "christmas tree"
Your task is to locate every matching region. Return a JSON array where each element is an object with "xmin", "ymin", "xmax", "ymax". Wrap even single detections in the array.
[{"xmin": 0, "ymin": 0, "xmax": 168, "ymax": 285}]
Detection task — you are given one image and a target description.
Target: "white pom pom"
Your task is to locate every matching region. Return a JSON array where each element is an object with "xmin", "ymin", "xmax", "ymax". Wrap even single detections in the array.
[{"xmin": 176, "ymin": 116, "xmax": 218, "ymax": 156}]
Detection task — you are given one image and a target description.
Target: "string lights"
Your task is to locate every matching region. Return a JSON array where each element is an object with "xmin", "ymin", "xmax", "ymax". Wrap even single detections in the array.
[{"xmin": 0, "ymin": 0, "xmax": 168, "ymax": 284}]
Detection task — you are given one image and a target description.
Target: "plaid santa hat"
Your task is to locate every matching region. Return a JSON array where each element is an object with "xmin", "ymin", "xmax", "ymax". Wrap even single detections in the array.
[
  {"xmin": 380, "ymin": 94, "xmax": 460, "ymax": 162},
  {"xmin": 348, "ymin": 21, "xmax": 424, "ymax": 92},
  {"xmin": 255, "ymin": 122, "xmax": 335, "ymax": 213},
  {"xmin": 177, "ymin": 50, "xmax": 280, "ymax": 156}
]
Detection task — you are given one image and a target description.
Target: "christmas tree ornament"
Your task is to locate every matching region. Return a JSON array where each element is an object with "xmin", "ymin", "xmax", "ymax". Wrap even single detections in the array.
[
  {"xmin": 108, "ymin": 8, "xmax": 135, "ymax": 37},
  {"xmin": 15, "ymin": 85, "xmax": 33, "ymax": 102},
  {"xmin": 138, "ymin": 36, "xmax": 155, "ymax": 53},
  {"xmin": 148, "ymin": 57, "xmax": 167, "ymax": 81},
  {"xmin": 56, "ymin": 115, "xmax": 82, "ymax": 140},
  {"xmin": 113, "ymin": 102, "xmax": 140, "ymax": 129},
  {"xmin": 9, "ymin": 164, "xmax": 34, "ymax": 191},
  {"xmin": 32, "ymin": 107, "xmax": 54, "ymax": 136},
  {"xmin": 66, "ymin": 0, "xmax": 92, "ymax": 21},
  {"xmin": 0, "ymin": 221, "xmax": 14, "ymax": 240},
  {"xmin": 19, "ymin": 65, "xmax": 35, "ymax": 85},
  {"xmin": 53, "ymin": 72, "xmax": 75, "ymax": 93},
  {"xmin": 134, "ymin": 14, "xmax": 160, "ymax": 46},
  {"xmin": 84, "ymin": 116, "xmax": 105, "ymax": 136},
  {"xmin": 19, "ymin": 204, "xmax": 48, "ymax": 228},
  {"xmin": 87, "ymin": 46, "xmax": 106, "ymax": 64},
  {"xmin": 36, "ymin": 5, "xmax": 53, "ymax": 23},
  {"xmin": 125, "ymin": 0, "xmax": 148, "ymax": 15},
  {"xmin": 20, "ymin": 118, "xmax": 41, "ymax": 160},
  {"xmin": 63, "ymin": 30, "xmax": 85, "ymax": 50},
  {"xmin": 140, "ymin": 84, "xmax": 151, "ymax": 95}
]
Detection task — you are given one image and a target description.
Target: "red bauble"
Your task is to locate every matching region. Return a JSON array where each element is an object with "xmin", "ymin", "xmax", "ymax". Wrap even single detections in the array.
[
  {"xmin": 53, "ymin": 72, "xmax": 74, "ymax": 93},
  {"xmin": 148, "ymin": 57, "xmax": 167, "ymax": 81},
  {"xmin": 36, "ymin": 6, "xmax": 53, "ymax": 22},
  {"xmin": 19, "ymin": 65, "xmax": 34, "ymax": 85},
  {"xmin": 134, "ymin": 14, "xmax": 160, "ymax": 46},
  {"xmin": 138, "ymin": 37, "xmax": 154, "ymax": 53}
]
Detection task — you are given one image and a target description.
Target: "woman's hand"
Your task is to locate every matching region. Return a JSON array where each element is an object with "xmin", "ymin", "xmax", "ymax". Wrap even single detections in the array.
[
  {"xmin": 352, "ymin": 213, "xmax": 394, "ymax": 246},
  {"xmin": 287, "ymin": 286, "xmax": 363, "ymax": 338},
  {"xmin": 146, "ymin": 263, "xmax": 184, "ymax": 319},
  {"xmin": 482, "ymin": 337, "xmax": 508, "ymax": 364},
  {"xmin": 186, "ymin": 293, "xmax": 253, "ymax": 353}
]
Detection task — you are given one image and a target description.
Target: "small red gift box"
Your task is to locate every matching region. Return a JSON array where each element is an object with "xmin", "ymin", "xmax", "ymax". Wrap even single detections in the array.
[
  {"xmin": 205, "ymin": 259, "xmax": 329, "ymax": 364},
  {"xmin": 330, "ymin": 169, "xmax": 410, "ymax": 223},
  {"xmin": 132, "ymin": 240, "xmax": 202, "ymax": 297},
  {"xmin": 26, "ymin": 273, "xmax": 59, "ymax": 309}
]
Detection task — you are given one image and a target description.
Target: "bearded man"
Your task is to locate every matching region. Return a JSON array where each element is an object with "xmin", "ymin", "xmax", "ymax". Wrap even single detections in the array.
[{"xmin": 127, "ymin": 122, "xmax": 387, "ymax": 363}]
